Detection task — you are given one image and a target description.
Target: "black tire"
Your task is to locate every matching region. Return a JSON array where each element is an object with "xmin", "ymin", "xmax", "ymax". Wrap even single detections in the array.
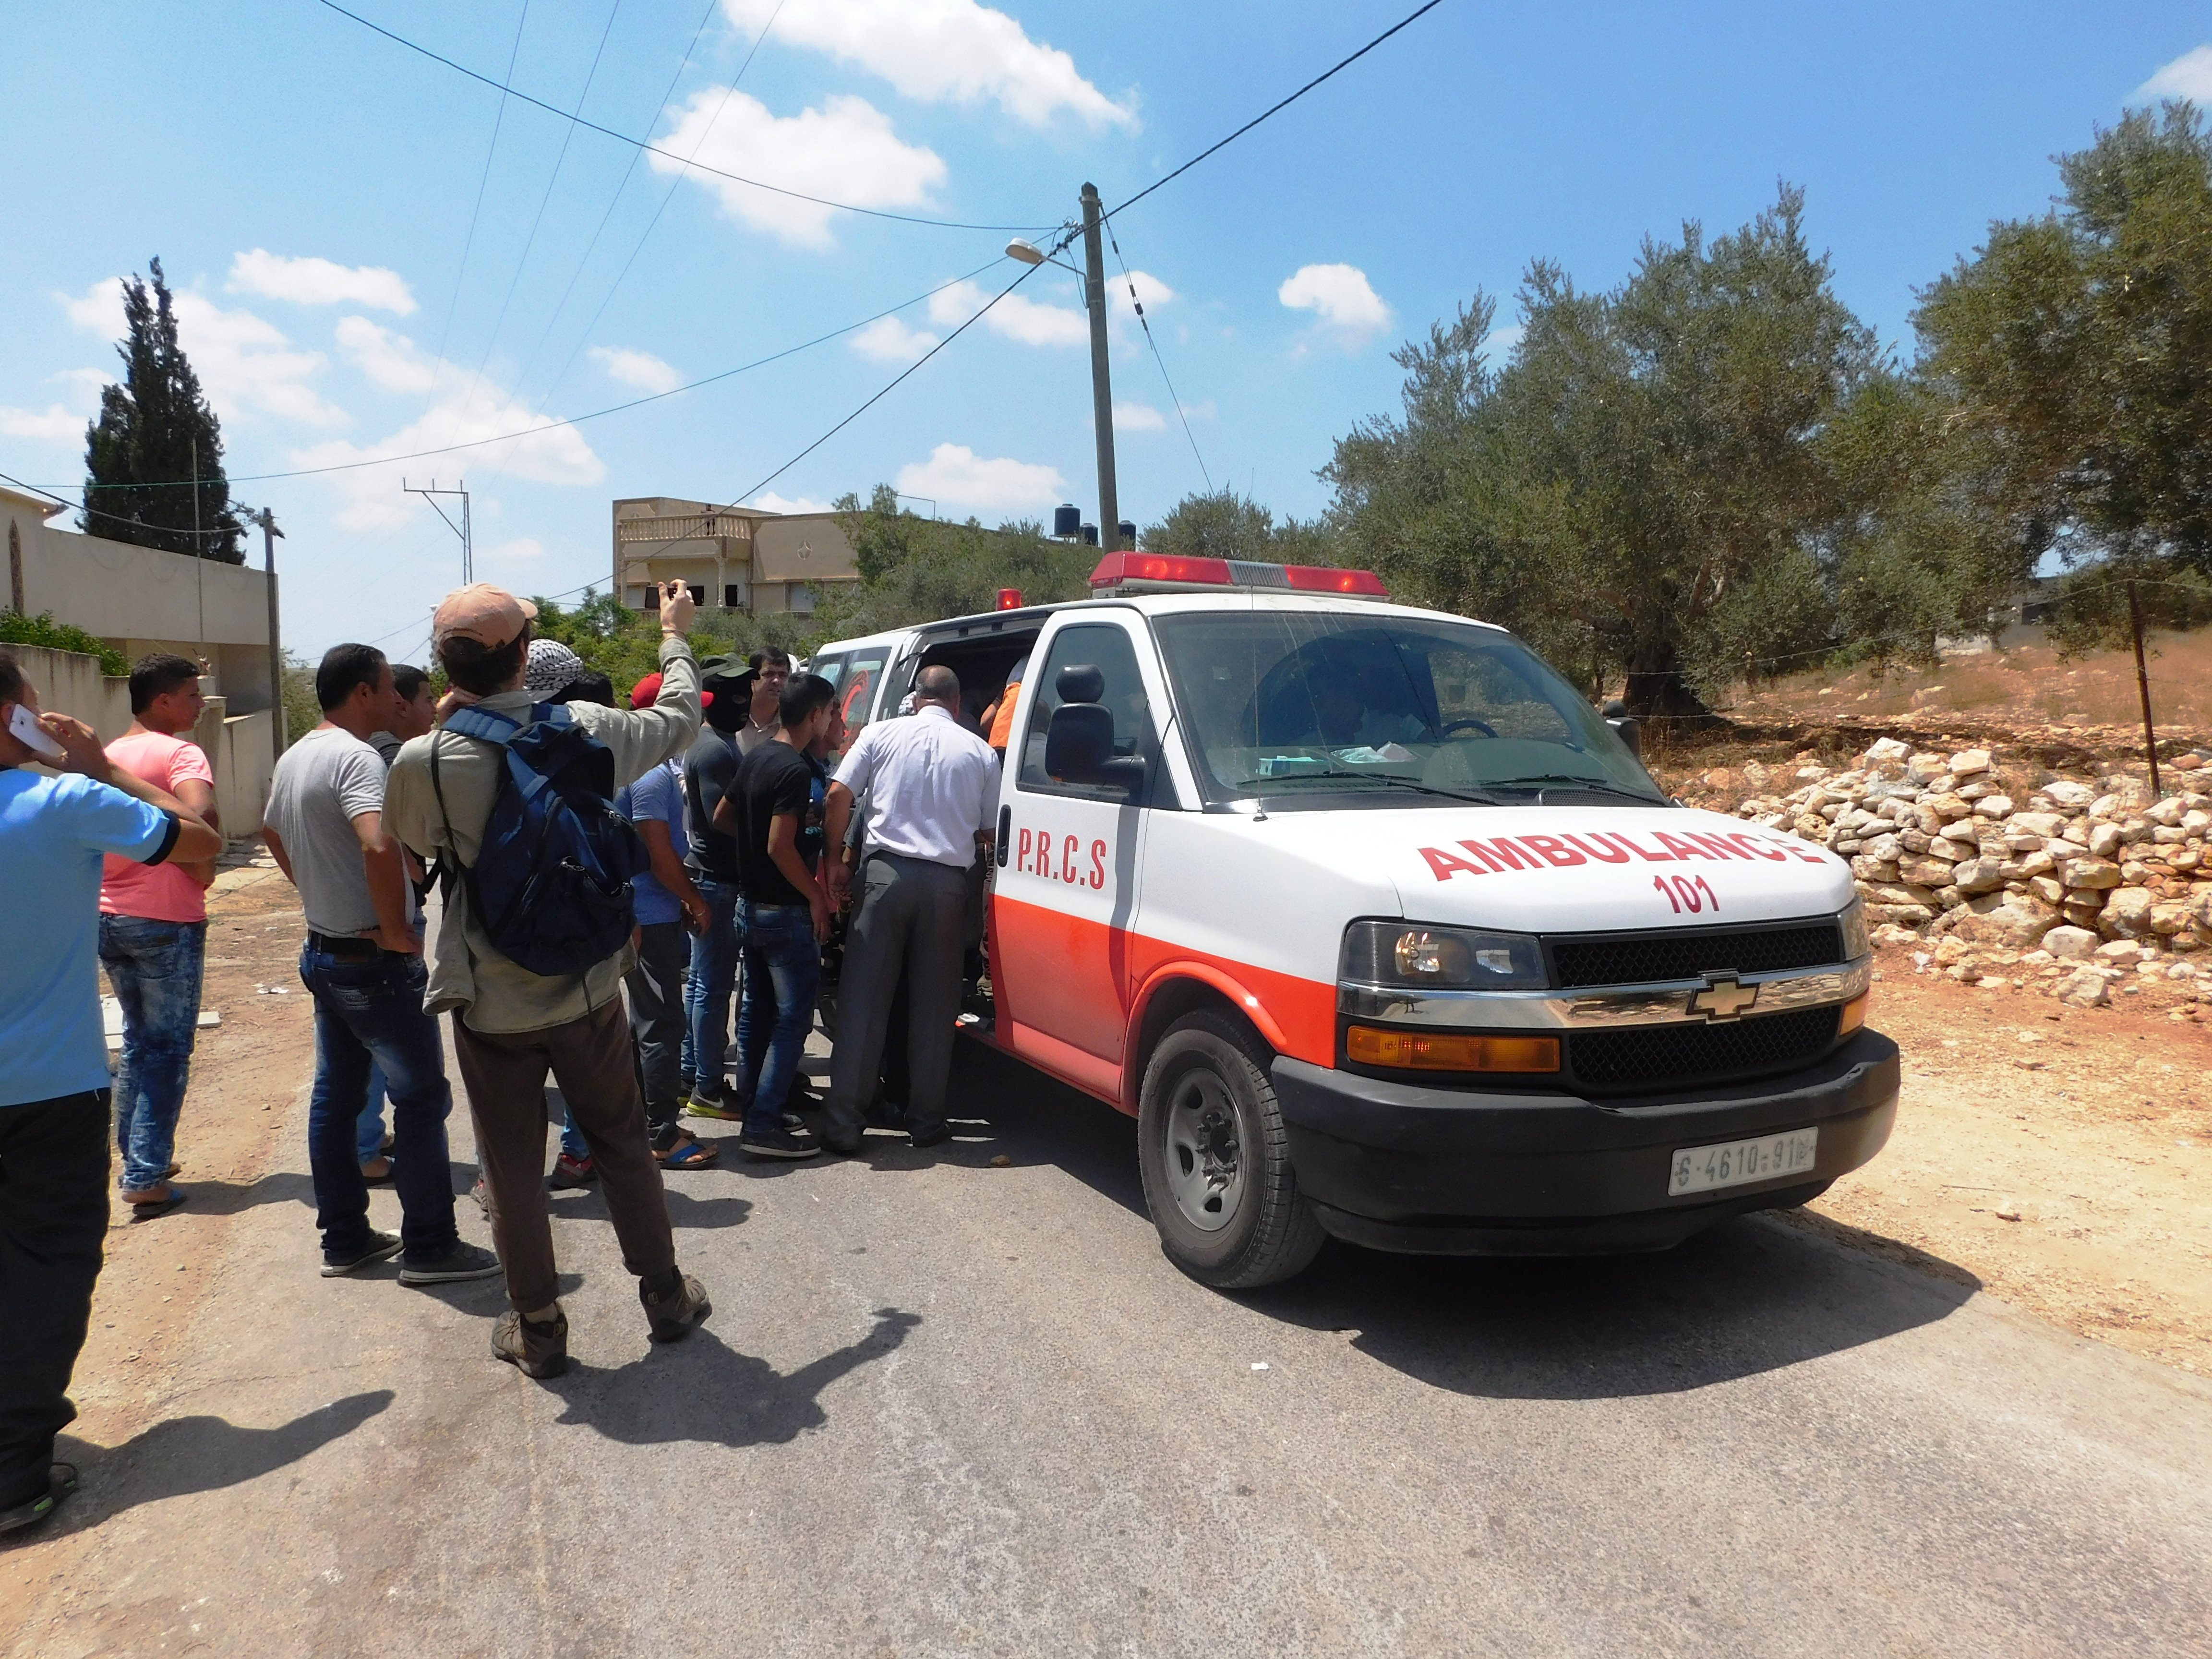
[{"xmin": 1137, "ymin": 1011, "xmax": 1326, "ymax": 1290}]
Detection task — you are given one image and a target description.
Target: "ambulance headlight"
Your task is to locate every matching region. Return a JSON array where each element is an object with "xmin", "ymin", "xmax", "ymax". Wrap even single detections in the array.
[
  {"xmin": 1838, "ymin": 897, "xmax": 1870, "ymax": 960},
  {"xmin": 1339, "ymin": 921, "xmax": 1548, "ymax": 991}
]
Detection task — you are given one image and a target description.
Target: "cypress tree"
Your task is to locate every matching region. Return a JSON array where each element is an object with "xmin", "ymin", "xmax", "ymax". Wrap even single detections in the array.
[{"xmin": 82, "ymin": 258, "xmax": 245, "ymax": 562}]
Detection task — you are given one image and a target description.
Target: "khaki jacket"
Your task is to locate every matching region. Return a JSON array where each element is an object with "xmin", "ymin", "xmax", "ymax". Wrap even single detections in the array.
[{"xmin": 385, "ymin": 638, "xmax": 700, "ymax": 1034}]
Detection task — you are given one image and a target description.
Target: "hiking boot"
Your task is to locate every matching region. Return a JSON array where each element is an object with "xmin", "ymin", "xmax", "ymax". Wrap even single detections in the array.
[
  {"xmin": 738, "ymin": 1125, "xmax": 821, "ymax": 1161},
  {"xmin": 398, "ymin": 1240, "xmax": 504, "ymax": 1286},
  {"xmin": 641, "ymin": 1271, "xmax": 711, "ymax": 1342},
  {"xmin": 492, "ymin": 1309, "xmax": 569, "ymax": 1379},
  {"xmin": 547, "ymin": 1153, "xmax": 598, "ymax": 1190},
  {"xmin": 322, "ymin": 1230, "xmax": 404, "ymax": 1277}
]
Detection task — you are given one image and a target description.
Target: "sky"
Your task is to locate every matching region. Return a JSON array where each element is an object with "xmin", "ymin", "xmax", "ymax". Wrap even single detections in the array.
[{"xmin": 2, "ymin": 1, "xmax": 2208, "ymax": 662}]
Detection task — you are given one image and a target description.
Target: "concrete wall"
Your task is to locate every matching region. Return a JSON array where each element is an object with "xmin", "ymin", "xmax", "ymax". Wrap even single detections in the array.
[
  {"xmin": 6, "ymin": 641, "xmax": 274, "ymax": 835},
  {"xmin": 3, "ymin": 486, "xmax": 276, "ymax": 714}
]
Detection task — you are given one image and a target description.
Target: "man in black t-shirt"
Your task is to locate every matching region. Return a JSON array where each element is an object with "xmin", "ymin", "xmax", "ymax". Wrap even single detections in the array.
[
  {"xmin": 681, "ymin": 660, "xmax": 755, "ymax": 1120},
  {"xmin": 713, "ymin": 674, "xmax": 837, "ymax": 1159}
]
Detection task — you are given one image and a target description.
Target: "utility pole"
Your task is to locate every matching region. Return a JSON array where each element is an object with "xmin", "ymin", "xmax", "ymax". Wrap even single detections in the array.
[
  {"xmin": 192, "ymin": 433, "xmax": 205, "ymax": 653},
  {"xmin": 253, "ymin": 508, "xmax": 285, "ymax": 764},
  {"xmin": 403, "ymin": 479, "xmax": 473, "ymax": 584},
  {"xmin": 1080, "ymin": 183, "xmax": 1120, "ymax": 553},
  {"xmin": 2128, "ymin": 577, "xmax": 2161, "ymax": 796}
]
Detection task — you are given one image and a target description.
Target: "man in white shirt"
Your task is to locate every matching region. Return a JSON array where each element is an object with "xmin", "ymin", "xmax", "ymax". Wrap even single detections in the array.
[{"xmin": 821, "ymin": 665, "xmax": 997, "ymax": 1152}]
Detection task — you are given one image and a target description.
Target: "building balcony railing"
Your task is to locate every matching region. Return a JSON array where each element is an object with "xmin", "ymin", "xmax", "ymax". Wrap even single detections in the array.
[{"xmin": 615, "ymin": 514, "xmax": 755, "ymax": 543}]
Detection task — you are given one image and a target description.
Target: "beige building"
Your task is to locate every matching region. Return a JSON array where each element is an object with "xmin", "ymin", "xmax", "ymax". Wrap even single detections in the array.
[
  {"xmin": 611, "ymin": 496, "xmax": 861, "ymax": 617},
  {"xmin": 3, "ymin": 483, "xmax": 278, "ymax": 831}
]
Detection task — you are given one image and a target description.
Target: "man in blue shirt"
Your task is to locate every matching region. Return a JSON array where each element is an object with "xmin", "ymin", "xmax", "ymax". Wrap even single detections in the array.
[
  {"xmin": 619, "ymin": 676, "xmax": 715, "ymax": 1170},
  {"xmin": 0, "ymin": 650, "xmax": 221, "ymax": 1536}
]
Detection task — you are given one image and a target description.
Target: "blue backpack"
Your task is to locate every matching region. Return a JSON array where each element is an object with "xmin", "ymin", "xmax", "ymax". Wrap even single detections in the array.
[{"xmin": 430, "ymin": 703, "xmax": 649, "ymax": 977}]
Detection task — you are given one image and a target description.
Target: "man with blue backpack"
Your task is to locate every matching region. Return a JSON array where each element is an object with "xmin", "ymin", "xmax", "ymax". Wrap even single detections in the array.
[{"xmin": 385, "ymin": 580, "xmax": 710, "ymax": 1380}]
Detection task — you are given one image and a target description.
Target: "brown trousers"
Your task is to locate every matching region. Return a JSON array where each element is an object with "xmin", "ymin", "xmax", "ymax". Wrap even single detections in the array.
[{"xmin": 449, "ymin": 998, "xmax": 676, "ymax": 1313}]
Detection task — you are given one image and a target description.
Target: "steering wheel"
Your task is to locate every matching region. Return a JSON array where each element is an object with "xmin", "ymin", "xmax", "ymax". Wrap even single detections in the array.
[{"xmin": 1440, "ymin": 718, "xmax": 1498, "ymax": 739}]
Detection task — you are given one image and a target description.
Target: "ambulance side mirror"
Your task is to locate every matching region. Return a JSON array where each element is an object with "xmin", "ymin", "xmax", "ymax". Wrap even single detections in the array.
[{"xmin": 1601, "ymin": 698, "xmax": 1642, "ymax": 760}]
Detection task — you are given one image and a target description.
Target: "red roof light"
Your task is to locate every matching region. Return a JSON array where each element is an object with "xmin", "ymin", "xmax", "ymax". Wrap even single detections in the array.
[
  {"xmin": 1089, "ymin": 551, "xmax": 1389, "ymax": 599},
  {"xmin": 1088, "ymin": 552, "xmax": 1231, "ymax": 588},
  {"xmin": 1283, "ymin": 564, "xmax": 1389, "ymax": 596}
]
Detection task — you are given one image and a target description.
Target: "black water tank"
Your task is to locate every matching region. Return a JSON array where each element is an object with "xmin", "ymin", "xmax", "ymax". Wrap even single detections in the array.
[
  {"xmin": 1081, "ymin": 523, "xmax": 1099, "ymax": 546},
  {"xmin": 1117, "ymin": 520, "xmax": 1136, "ymax": 547},
  {"xmin": 1053, "ymin": 503, "xmax": 1081, "ymax": 539}
]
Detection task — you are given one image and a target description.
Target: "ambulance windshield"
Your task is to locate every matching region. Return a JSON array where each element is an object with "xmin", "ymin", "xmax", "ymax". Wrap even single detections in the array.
[{"xmin": 1152, "ymin": 612, "xmax": 1665, "ymax": 807}]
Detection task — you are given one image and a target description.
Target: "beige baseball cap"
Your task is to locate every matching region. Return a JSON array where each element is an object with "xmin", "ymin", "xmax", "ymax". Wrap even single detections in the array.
[{"xmin": 432, "ymin": 583, "xmax": 538, "ymax": 649}]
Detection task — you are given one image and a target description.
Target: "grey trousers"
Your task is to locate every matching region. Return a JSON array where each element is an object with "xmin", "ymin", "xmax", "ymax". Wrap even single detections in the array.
[{"xmin": 827, "ymin": 853, "xmax": 968, "ymax": 1141}]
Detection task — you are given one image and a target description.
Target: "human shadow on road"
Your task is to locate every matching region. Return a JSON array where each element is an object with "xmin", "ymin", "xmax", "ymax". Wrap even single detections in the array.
[
  {"xmin": 24, "ymin": 1391, "xmax": 395, "ymax": 1539},
  {"xmin": 544, "ymin": 1184, "xmax": 754, "ymax": 1233},
  {"xmin": 172, "ymin": 1170, "xmax": 318, "ymax": 1217},
  {"xmin": 948, "ymin": 1040, "xmax": 1144, "ymax": 1214},
  {"xmin": 551, "ymin": 1309, "xmax": 921, "ymax": 1447},
  {"xmin": 1241, "ymin": 1214, "xmax": 1982, "ymax": 1400}
]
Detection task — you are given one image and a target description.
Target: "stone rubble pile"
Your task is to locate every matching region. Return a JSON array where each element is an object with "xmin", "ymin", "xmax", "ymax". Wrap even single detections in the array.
[{"xmin": 1722, "ymin": 738, "xmax": 2212, "ymax": 1014}]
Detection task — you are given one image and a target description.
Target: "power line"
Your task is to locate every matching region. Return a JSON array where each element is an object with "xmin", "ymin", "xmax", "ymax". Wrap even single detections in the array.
[
  {"xmin": 429, "ymin": 0, "xmax": 533, "ymax": 379},
  {"xmin": 27, "ymin": 260, "xmax": 1010, "ymax": 495},
  {"xmin": 617, "ymin": 246, "xmax": 1064, "ymax": 563},
  {"xmin": 507, "ymin": 0, "xmax": 730, "ymax": 403},
  {"xmin": 1105, "ymin": 218, "xmax": 1211, "ymax": 492},
  {"xmin": 524, "ymin": 0, "xmax": 789, "ymax": 413},
  {"xmin": 1100, "ymin": 0, "xmax": 1448, "ymax": 228},
  {"xmin": 313, "ymin": 0, "xmax": 1041, "ymax": 233},
  {"xmin": 457, "ymin": 0, "xmax": 625, "ymax": 419}
]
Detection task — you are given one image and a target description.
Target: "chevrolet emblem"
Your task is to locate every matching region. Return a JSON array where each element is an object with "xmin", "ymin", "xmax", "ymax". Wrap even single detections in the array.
[{"xmin": 1689, "ymin": 974, "xmax": 1758, "ymax": 1022}]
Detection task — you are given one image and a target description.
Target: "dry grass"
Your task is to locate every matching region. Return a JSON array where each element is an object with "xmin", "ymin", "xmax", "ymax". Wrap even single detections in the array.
[{"xmin": 1746, "ymin": 630, "xmax": 2212, "ymax": 739}]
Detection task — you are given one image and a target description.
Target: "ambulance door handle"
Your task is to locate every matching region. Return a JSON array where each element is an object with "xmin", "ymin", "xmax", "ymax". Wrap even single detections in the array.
[{"xmin": 996, "ymin": 805, "xmax": 1011, "ymax": 867}]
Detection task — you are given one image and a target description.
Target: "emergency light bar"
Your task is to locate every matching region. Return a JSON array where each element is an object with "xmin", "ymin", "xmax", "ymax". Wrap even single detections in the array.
[{"xmin": 1087, "ymin": 552, "xmax": 1389, "ymax": 599}]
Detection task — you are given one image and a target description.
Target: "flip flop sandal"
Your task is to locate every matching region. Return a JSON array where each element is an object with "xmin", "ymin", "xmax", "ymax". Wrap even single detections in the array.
[
  {"xmin": 656, "ymin": 1138, "xmax": 720, "ymax": 1169},
  {"xmin": 0, "ymin": 1464, "xmax": 76, "ymax": 1536},
  {"xmin": 128, "ymin": 1189, "xmax": 187, "ymax": 1222}
]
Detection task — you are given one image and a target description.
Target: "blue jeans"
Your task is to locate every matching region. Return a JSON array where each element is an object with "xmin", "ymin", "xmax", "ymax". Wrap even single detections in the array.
[
  {"xmin": 685, "ymin": 877, "xmax": 743, "ymax": 1101},
  {"xmin": 299, "ymin": 942, "xmax": 457, "ymax": 1260},
  {"xmin": 735, "ymin": 900, "xmax": 820, "ymax": 1138},
  {"xmin": 359, "ymin": 1064, "xmax": 388, "ymax": 1164},
  {"xmin": 98, "ymin": 915, "xmax": 206, "ymax": 1192}
]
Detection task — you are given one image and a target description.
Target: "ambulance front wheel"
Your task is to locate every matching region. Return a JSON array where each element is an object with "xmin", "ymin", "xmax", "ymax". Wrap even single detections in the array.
[{"xmin": 1138, "ymin": 1010, "xmax": 1326, "ymax": 1290}]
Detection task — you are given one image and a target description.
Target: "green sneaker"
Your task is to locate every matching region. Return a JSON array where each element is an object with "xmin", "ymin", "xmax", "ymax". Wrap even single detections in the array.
[{"xmin": 685, "ymin": 1087, "xmax": 744, "ymax": 1121}]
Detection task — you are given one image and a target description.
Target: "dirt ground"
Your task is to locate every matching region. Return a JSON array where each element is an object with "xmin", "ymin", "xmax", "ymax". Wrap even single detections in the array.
[{"xmin": 1792, "ymin": 950, "xmax": 2212, "ymax": 1376}]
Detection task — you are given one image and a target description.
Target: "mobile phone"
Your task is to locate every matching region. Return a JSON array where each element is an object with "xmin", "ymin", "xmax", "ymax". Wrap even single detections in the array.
[{"xmin": 8, "ymin": 702, "xmax": 68, "ymax": 760}]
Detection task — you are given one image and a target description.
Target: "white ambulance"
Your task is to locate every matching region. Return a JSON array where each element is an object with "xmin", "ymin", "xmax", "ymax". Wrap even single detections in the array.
[{"xmin": 805, "ymin": 552, "xmax": 1896, "ymax": 1289}]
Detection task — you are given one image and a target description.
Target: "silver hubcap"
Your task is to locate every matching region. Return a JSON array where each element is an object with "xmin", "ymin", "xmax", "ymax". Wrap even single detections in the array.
[{"xmin": 1163, "ymin": 1070, "xmax": 1245, "ymax": 1233}]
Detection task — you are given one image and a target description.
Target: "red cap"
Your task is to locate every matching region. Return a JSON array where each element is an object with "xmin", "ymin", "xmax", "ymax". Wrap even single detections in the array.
[{"xmin": 631, "ymin": 671, "xmax": 709, "ymax": 709}]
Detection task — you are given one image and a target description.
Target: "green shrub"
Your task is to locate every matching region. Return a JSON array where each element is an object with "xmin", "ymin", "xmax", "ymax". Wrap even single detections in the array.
[{"xmin": 0, "ymin": 610, "xmax": 131, "ymax": 677}]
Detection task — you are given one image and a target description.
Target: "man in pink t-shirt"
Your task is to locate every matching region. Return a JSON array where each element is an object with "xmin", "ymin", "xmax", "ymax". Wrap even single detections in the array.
[{"xmin": 97, "ymin": 654, "xmax": 221, "ymax": 1215}]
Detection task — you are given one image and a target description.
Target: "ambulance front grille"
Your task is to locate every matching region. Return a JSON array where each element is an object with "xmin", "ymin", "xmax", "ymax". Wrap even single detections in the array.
[
  {"xmin": 1548, "ymin": 922, "xmax": 1842, "ymax": 989},
  {"xmin": 1567, "ymin": 1006, "xmax": 1842, "ymax": 1095}
]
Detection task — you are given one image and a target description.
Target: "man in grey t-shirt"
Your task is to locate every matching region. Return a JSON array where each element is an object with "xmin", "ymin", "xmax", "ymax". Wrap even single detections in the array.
[{"xmin": 263, "ymin": 645, "xmax": 498, "ymax": 1287}]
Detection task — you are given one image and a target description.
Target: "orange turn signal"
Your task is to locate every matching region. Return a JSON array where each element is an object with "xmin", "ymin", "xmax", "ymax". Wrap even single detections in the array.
[
  {"xmin": 1346, "ymin": 1026, "xmax": 1560, "ymax": 1073},
  {"xmin": 1839, "ymin": 991, "xmax": 1870, "ymax": 1036}
]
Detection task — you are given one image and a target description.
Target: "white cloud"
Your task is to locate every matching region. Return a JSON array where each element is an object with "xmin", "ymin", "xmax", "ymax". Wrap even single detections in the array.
[
  {"xmin": 1278, "ymin": 263, "xmax": 1393, "ymax": 347},
  {"xmin": 1112, "ymin": 400, "xmax": 1165, "ymax": 431},
  {"xmin": 849, "ymin": 315, "xmax": 939, "ymax": 361},
  {"xmin": 928, "ymin": 278, "xmax": 1086, "ymax": 347},
  {"xmin": 62, "ymin": 277, "xmax": 347, "ymax": 427},
  {"xmin": 753, "ymin": 492, "xmax": 835, "ymax": 515},
  {"xmin": 336, "ymin": 316, "xmax": 439, "ymax": 393},
  {"xmin": 1109, "ymin": 268, "xmax": 1175, "ymax": 322},
  {"xmin": 588, "ymin": 346, "xmax": 685, "ymax": 394},
  {"xmin": 480, "ymin": 536, "xmax": 547, "ymax": 562},
  {"xmin": 1483, "ymin": 323, "xmax": 1526, "ymax": 358},
  {"xmin": 722, "ymin": 0, "xmax": 1132, "ymax": 128},
  {"xmin": 228, "ymin": 250, "xmax": 416, "ymax": 314},
  {"xmin": 895, "ymin": 443, "xmax": 1064, "ymax": 514},
  {"xmin": 0, "ymin": 405, "xmax": 83, "ymax": 442},
  {"xmin": 1178, "ymin": 398, "xmax": 1215, "ymax": 421},
  {"xmin": 2136, "ymin": 45, "xmax": 2212, "ymax": 102},
  {"xmin": 650, "ymin": 89, "xmax": 945, "ymax": 247}
]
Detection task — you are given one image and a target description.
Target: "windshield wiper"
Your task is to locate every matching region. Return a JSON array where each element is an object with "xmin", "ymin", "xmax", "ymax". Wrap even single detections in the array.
[
  {"xmin": 1483, "ymin": 775, "xmax": 1666, "ymax": 804},
  {"xmin": 1251, "ymin": 766, "xmax": 1502, "ymax": 806}
]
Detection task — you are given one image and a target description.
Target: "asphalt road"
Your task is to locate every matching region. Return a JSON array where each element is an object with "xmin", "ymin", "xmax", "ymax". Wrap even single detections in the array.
[{"xmin": 12, "ymin": 1033, "xmax": 2212, "ymax": 1658}]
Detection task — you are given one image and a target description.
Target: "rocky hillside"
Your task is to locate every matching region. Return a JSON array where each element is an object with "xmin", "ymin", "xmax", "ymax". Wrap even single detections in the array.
[{"xmin": 1690, "ymin": 738, "xmax": 2211, "ymax": 1016}]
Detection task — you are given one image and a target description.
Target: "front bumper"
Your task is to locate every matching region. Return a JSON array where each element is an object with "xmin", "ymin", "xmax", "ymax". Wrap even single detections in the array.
[{"xmin": 1272, "ymin": 1029, "xmax": 1899, "ymax": 1255}]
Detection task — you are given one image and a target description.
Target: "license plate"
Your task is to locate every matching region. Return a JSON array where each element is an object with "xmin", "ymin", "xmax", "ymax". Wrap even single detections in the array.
[{"xmin": 1667, "ymin": 1128, "xmax": 1819, "ymax": 1196}]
